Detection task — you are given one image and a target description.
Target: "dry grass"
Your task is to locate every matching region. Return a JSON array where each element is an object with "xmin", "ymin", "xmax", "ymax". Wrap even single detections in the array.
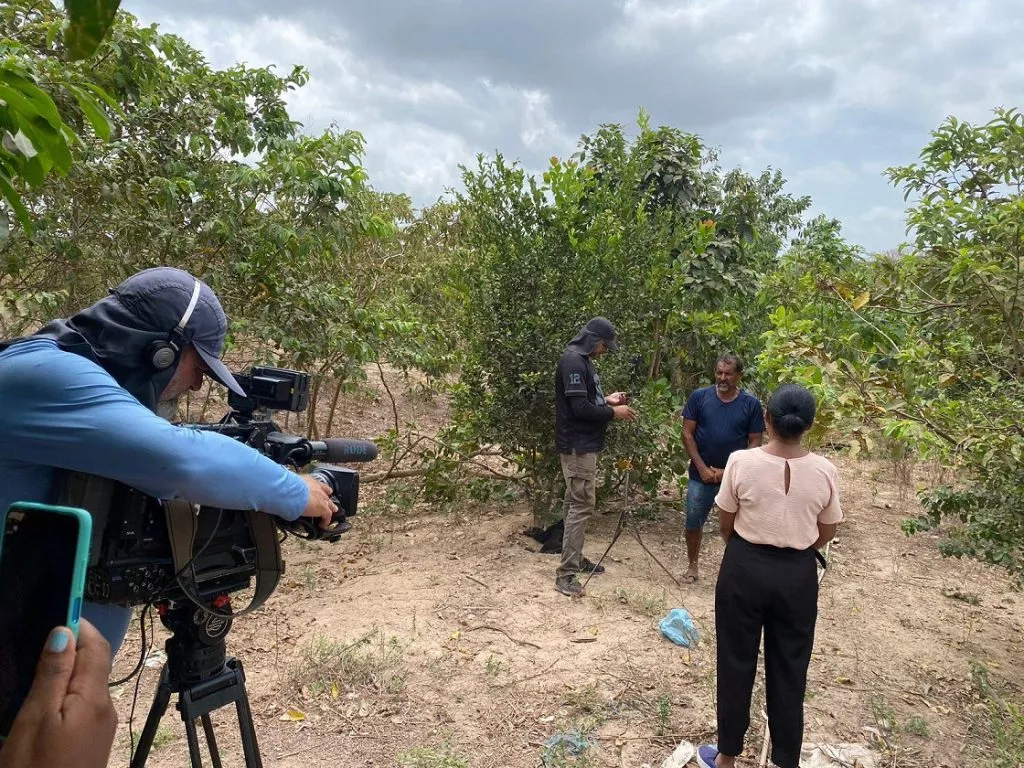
[{"xmin": 288, "ymin": 629, "xmax": 408, "ymax": 702}]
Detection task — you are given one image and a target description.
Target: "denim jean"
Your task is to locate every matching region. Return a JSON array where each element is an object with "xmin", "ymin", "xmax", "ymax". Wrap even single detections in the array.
[{"xmin": 685, "ymin": 478, "xmax": 719, "ymax": 531}]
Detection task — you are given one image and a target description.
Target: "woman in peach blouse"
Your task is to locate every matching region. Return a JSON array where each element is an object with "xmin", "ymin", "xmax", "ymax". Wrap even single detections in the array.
[{"xmin": 696, "ymin": 384, "xmax": 843, "ymax": 768}]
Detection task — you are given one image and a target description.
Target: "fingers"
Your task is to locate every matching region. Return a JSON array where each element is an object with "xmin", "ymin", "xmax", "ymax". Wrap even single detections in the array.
[
  {"xmin": 64, "ymin": 620, "xmax": 117, "ymax": 737},
  {"xmin": 301, "ymin": 475, "xmax": 337, "ymax": 522},
  {"xmin": 323, "ymin": 496, "xmax": 339, "ymax": 529},
  {"xmin": 310, "ymin": 478, "xmax": 334, "ymax": 503},
  {"xmin": 18, "ymin": 627, "xmax": 77, "ymax": 718},
  {"xmin": 68, "ymin": 620, "xmax": 113, "ymax": 697},
  {"xmin": 316, "ymin": 494, "xmax": 336, "ymax": 530},
  {"xmin": 314, "ymin": 484, "xmax": 337, "ymax": 512},
  {"xmin": 305, "ymin": 478, "xmax": 337, "ymax": 529}
]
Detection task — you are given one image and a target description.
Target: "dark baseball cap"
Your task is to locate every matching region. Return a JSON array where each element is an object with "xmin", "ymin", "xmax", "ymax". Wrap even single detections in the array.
[
  {"xmin": 111, "ymin": 267, "xmax": 247, "ymax": 397},
  {"xmin": 584, "ymin": 316, "xmax": 619, "ymax": 351}
]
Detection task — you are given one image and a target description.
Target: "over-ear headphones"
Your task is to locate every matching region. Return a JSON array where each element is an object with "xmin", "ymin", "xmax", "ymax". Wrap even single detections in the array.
[{"xmin": 146, "ymin": 278, "xmax": 202, "ymax": 371}]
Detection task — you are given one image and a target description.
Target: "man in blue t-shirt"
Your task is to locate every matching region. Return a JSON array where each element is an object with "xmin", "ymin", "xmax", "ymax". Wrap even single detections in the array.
[{"xmin": 681, "ymin": 353, "xmax": 765, "ymax": 582}]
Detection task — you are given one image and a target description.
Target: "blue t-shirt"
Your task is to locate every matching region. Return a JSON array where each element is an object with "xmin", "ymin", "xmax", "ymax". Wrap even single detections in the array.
[
  {"xmin": 682, "ymin": 386, "xmax": 765, "ymax": 482},
  {"xmin": 0, "ymin": 339, "xmax": 310, "ymax": 653}
]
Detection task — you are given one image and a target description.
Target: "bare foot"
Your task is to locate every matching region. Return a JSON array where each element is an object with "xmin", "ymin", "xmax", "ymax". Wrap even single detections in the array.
[{"xmin": 682, "ymin": 565, "xmax": 699, "ymax": 584}]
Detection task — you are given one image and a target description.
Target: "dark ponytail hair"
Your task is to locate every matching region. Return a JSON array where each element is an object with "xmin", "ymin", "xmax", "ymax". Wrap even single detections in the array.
[{"xmin": 767, "ymin": 384, "xmax": 817, "ymax": 440}]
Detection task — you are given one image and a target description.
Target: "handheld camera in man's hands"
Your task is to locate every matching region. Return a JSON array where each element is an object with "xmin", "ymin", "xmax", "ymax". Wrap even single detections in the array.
[{"xmin": 57, "ymin": 366, "xmax": 377, "ymax": 611}]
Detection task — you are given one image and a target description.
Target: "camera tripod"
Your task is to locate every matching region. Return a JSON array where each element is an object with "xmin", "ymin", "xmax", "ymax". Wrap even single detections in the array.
[{"xmin": 131, "ymin": 602, "xmax": 263, "ymax": 768}]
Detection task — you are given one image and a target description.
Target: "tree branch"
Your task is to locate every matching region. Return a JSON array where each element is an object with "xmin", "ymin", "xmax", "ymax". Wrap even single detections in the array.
[
  {"xmin": 830, "ymin": 287, "xmax": 900, "ymax": 353},
  {"xmin": 889, "ymin": 408, "xmax": 958, "ymax": 447}
]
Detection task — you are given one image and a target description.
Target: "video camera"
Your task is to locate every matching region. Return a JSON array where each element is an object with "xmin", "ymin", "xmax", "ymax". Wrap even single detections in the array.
[{"xmin": 57, "ymin": 366, "xmax": 378, "ymax": 611}]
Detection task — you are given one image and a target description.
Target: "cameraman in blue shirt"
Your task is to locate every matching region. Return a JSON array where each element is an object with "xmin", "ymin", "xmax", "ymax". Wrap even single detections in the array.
[
  {"xmin": 681, "ymin": 354, "xmax": 764, "ymax": 583},
  {"xmin": 0, "ymin": 267, "xmax": 337, "ymax": 657}
]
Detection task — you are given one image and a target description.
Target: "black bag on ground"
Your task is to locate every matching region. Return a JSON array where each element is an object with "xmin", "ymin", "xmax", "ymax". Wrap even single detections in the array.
[{"xmin": 523, "ymin": 519, "xmax": 564, "ymax": 554}]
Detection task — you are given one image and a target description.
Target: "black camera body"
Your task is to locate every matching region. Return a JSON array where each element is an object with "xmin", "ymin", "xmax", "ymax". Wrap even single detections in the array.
[{"xmin": 58, "ymin": 366, "xmax": 376, "ymax": 608}]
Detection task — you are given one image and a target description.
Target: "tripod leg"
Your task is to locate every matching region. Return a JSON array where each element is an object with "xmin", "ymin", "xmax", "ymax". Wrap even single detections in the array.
[
  {"xmin": 200, "ymin": 714, "xmax": 223, "ymax": 768},
  {"xmin": 131, "ymin": 667, "xmax": 174, "ymax": 768},
  {"xmin": 183, "ymin": 716, "xmax": 206, "ymax": 768},
  {"xmin": 234, "ymin": 672, "xmax": 263, "ymax": 768}
]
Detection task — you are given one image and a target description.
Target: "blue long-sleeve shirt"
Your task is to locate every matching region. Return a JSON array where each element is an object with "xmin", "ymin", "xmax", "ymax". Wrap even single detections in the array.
[{"xmin": 0, "ymin": 339, "xmax": 309, "ymax": 651}]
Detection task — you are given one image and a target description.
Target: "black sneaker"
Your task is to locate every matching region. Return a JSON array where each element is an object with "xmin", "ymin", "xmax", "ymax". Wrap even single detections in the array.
[
  {"xmin": 555, "ymin": 574, "xmax": 585, "ymax": 597},
  {"xmin": 579, "ymin": 557, "xmax": 605, "ymax": 574}
]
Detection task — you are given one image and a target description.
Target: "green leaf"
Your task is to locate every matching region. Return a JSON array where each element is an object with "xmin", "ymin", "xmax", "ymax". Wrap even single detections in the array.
[
  {"xmin": 1, "ymin": 129, "xmax": 37, "ymax": 159},
  {"xmin": 0, "ymin": 70, "xmax": 65, "ymax": 132},
  {"xmin": 0, "ymin": 84, "xmax": 44, "ymax": 125},
  {"xmin": 45, "ymin": 19, "xmax": 63, "ymax": 50},
  {"xmin": 80, "ymin": 81, "xmax": 123, "ymax": 117},
  {"xmin": 0, "ymin": 171, "xmax": 32, "ymax": 233},
  {"xmin": 63, "ymin": 0, "xmax": 123, "ymax": 61},
  {"xmin": 66, "ymin": 84, "xmax": 112, "ymax": 140},
  {"xmin": 15, "ymin": 114, "xmax": 73, "ymax": 176},
  {"xmin": 20, "ymin": 155, "xmax": 49, "ymax": 187}
]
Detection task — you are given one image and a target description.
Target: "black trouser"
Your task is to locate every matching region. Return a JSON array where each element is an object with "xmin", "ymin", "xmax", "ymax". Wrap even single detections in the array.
[{"xmin": 715, "ymin": 535, "xmax": 818, "ymax": 768}]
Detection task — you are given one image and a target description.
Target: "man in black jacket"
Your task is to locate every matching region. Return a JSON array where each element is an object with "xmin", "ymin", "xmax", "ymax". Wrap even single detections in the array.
[{"xmin": 554, "ymin": 317, "xmax": 636, "ymax": 596}]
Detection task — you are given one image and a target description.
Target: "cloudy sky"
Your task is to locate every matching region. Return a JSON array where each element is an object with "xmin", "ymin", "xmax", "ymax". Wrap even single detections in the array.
[{"xmin": 130, "ymin": 0, "xmax": 1021, "ymax": 252}]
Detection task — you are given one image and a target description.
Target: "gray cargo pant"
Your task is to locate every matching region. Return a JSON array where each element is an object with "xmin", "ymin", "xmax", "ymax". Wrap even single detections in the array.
[{"xmin": 556, "ymin": 450, "xmax": 598, "ymax": 578}]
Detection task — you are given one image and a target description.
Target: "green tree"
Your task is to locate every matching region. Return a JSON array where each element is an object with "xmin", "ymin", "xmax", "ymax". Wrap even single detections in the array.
[
  {"xmin": 758, "ymin": 107, "xmax": 1024, "ymax": 577},
  {"xmin": 884, "ymin": 108, "xmax": 1024, "ymax": 573},
  {"xmin": 0, "ymin": 2, "xmax": 117, "ymax": 235},
  {"xmin": 442, "ymin": 114, "xmax": 809, "ymax": 515},
  {"xmin": 0, "ymin": 2, "xmax": 450, "ymax": 440}
]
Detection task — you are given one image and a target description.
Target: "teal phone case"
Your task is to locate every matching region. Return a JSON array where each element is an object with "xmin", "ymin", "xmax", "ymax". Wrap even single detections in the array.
[{"xmin": 0, "ymin": 501, "xmax": 92, "ymax": 640}]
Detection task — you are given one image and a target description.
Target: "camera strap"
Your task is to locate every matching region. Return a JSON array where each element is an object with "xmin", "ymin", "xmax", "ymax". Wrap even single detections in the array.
[{"xmin": 165, "ymin": 500, "xmax": 283, "ymax": 618}]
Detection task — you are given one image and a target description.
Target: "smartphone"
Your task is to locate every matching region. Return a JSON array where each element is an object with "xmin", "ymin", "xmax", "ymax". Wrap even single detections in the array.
[{"xmin": 0, "ymin": 502, "xmax": 92, "ymax": 738}]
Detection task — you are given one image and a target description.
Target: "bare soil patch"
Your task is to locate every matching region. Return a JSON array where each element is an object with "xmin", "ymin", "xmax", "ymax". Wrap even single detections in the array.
[{"xmin": 108, "ymin": 375, "xmax": 1024, "ymax": 767}]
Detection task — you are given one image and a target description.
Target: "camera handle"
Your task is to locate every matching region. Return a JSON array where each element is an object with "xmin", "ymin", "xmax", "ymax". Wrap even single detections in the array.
[{"xmin": 164, "ymin": 500, "xmax": 282, "ymax": 620}]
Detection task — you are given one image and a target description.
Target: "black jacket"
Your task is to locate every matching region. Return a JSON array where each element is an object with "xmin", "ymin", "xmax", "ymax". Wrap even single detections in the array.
[{"xmin": 555, "ymin": 347, "xmax": 614, "ymax": 453}]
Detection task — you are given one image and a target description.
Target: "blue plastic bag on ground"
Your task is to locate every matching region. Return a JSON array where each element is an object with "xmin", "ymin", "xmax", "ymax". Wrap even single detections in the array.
[
  {"xmin": 542, "ymin": 729, "xmax": 592, "ymax": 766},
  {"xmin": 659, "ymin": 608, "xmax": 700, "ymax": 647}
]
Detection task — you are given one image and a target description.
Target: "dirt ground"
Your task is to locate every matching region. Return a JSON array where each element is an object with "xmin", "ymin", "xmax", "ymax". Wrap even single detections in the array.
[{"xmin": 106, "ymin": 373, "xmax": 1024, "ymax": 768}]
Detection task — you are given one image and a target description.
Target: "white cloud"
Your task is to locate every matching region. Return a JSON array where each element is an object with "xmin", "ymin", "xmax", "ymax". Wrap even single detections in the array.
[
  {"xmin": 129, "ymin": 0, "xmax": 1022, "ymax": 252},
  {"xmin": 365, "ymin": 122, "xmax": 471, "ymax": 201},
  {"xmin": 789, "ymin": 161, "xmax": 859, "ymax": 188},
  {"xmin": 858, "ymin": 205, "xmax": 906, "ymax": 224}
]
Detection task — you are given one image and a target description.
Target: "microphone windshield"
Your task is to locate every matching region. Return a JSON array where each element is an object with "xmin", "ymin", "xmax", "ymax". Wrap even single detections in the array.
[{"xmin": 321, "ymin": 439, "xmax": 378, "ymax": 463}]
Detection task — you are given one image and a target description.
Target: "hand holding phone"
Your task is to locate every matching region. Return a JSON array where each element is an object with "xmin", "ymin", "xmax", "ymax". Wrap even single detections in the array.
[
  {"xmin": 0, "ymin": 502, "xmax": 92, "ymax": 738},
  {"xmin": 0, "ymin": 619, "xmax": 117, "ymax": 768},
  {"xmin": 607, "ymin": 391, "xmax": 631, "ymax": 406}
]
